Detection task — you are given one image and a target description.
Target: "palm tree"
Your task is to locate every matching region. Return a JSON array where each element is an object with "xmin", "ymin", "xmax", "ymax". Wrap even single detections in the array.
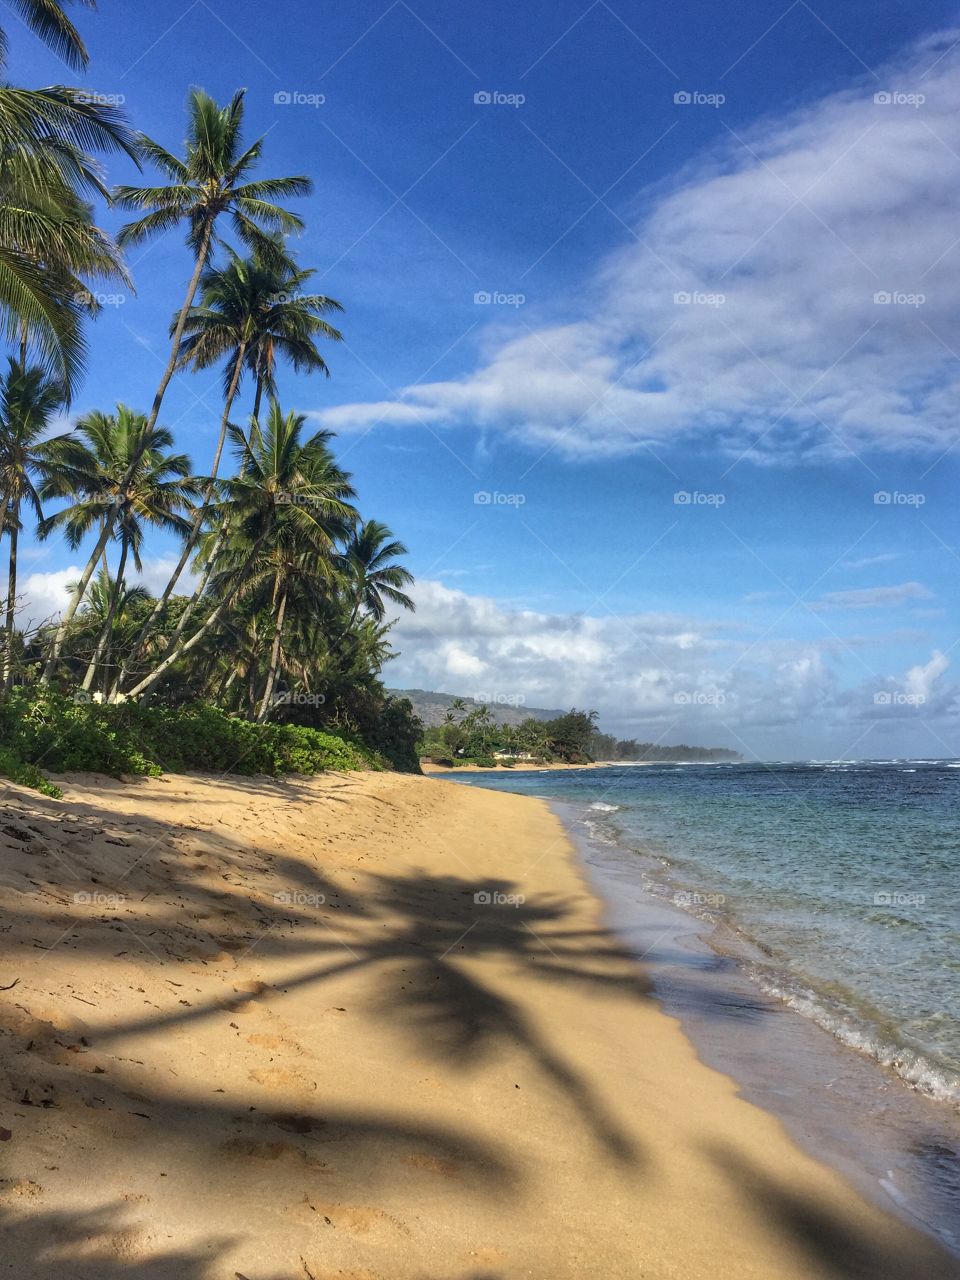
[
  {"xmin": 117, "ymin": 242, "xmax": 344, "ymax": 678},
  {"xmin": 122, "ymin": 402, "xmax": 357, "ymax": 704},
  {"xmin": 341, "ymin": 519, "xmax": 414, "ymax": 626},
  {"xmin": 113, "ymin": 88, "xmax": 311, "ymax": 439},
  {"xmin": 0, "ymin": 0, "xmax": 136, "ymax": 393},
  {"xmin": 0, "ymin": 140, "xmax": 130, "ymax": 392},
  {"xmin": 180, "ymin": 238, "xmax": 344, "ymax": 423},
  {"xmin": 1, "ymin": 0, "xmax": 95, "ymax": 70},
  {"xmin": 73, "ymin": 564, "xmax": 151, "ymax": 623},
  {"xmin": 0, "ymin": 357, "xmax": 67, "ymax": 686},
  {"xmin": 37, "ymin": 405, "xmax": 197, "ymax": 683}
]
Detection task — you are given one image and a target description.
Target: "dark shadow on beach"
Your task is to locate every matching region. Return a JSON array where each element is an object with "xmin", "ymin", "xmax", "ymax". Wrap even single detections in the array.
[{"xmin": 705, "ymin": 1142, "xmax": 960, "ymax": 1278}]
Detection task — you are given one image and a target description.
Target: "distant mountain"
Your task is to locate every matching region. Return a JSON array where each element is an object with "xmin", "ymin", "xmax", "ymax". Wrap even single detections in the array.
[{"xmin": 388, "ymin": 688, "xmax": 565, "ymax": 728}]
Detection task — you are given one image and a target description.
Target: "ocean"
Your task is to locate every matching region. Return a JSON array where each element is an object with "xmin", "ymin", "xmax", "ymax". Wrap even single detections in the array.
[{"xmin": 445, "ymin": 759, "xmax": 960, "ymax": 1249}]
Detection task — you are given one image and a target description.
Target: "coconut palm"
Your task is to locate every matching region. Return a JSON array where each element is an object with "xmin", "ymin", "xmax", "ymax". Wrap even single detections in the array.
[
  {"xmin": 1, "ymin": 0, "xmax": 95, "ymax": 71},
  {"xmin": 117, "ymin": 242, "xmax": 344, "ymax": 681},
  {"xmin": 37, "ymin": 405, "xmax": 198, "ymax": 683},
  {"xmin": 0, "ymin": 2, "xmax": 137, "ymax": 386},
  {"xmin": 113, "ymin": 88, "xmax": 311, "ymax": 438},
  {"xmin": 0, "ymin": 139, "xmax": 130, "ymax": 392},
  {"xmin": 73, "ymin": 564, "xmax": 150, "ymax": 623},
  {"xmin": 122, "ymin": 402, "xmax": 357, "ymax": 704},
  {"xmin": 0, "ymin": 357, "xmax": 67, "ymax": 686},
  {"xmin": 179, "ymin": 238, "xmax": 344, "ymax": 426},
  {"xmin": 341, "ymin": 519, "xmax": 414, "ymax": 626}
]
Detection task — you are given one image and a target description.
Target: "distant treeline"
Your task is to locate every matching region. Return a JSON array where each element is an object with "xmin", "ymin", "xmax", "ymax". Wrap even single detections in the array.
[
  {"xmin": 420, "ymin": 703, "xmax": 739, "ymax": 766},
  {"xmin": 587, "ymin": 732, "xmax": 740, "ymax": 763}
]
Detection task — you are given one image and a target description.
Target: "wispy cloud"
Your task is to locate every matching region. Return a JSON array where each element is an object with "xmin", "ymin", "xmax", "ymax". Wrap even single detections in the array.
[
  {"xmin": 841, "ymin": 552, "xmax": 899, "ymax": 570},
  {"xmin": 317, "ymin": 28, "xmax": 960, "ymax": 463},
  {"xmin": 813, "ymin": 582, "xmax": 932, "ymax": 610}
]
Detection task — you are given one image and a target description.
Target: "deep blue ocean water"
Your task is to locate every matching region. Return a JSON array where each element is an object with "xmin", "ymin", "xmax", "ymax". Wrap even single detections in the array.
[{"xmin": 450, "ymin": 760, "xmax": 960, "ymax": 1105}]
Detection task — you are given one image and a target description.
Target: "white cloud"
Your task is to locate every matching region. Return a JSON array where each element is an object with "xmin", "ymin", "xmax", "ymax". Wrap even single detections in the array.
[
  {"xmin": 387, "ymin": 580, "xmax": 958, "ymax": 753},
  {"xmin": 813, "ymin": 582, "xmax": 932, "ymax": 610},
  {"xmin": 316, "ymin": 28, "xmax": 960, "ymax": 462},
  {"xmin": 4, "ymin": 558, "xmax": 198, "ymax": 630},
  {"xmin": 841, "ymin": 553, "xmax": 899, "ymax": 570}
]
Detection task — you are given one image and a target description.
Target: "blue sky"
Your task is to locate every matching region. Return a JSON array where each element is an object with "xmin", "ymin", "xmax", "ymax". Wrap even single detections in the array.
[{"xmin": 10, "ymin": 0, "xmax": 960, "ymax": 758}]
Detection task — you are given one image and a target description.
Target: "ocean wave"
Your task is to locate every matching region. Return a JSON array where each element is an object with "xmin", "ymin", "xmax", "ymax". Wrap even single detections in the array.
[
  {"xmin": 750, "ymin": 969, "xmax": 960, "ymax": 1106},
  {"xmin": 589, "ymin": 802, "xmax": 620, "ymax": 812}
]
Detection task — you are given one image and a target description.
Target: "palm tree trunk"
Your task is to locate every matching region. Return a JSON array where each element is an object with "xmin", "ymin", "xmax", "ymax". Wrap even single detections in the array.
[
  {"xmin": 59, "ymin": 225, "xmax": 215, "ymax": 693},
  {"xmin": 109, "ymin": 341, "xmax": 247, "ymax": 699},
  {"xmin": 81, "ymin": 534, "xmax": 128, "ymax": 692},
  {"xmin": 123, "ymin": 531, "xmax": 268, "ymax": 703},
  {"xmin": 3, "ymin": 502, "xmax": 19, "ymax": 689},
  {"xmin": 256, "ymin": 583, "xmax": 287, "ymax": 722},
  {"xmin": 252, "ymin": 375, "xmax": 264, "ymax": 421},
  {"xmin": 145, "ymin": 218, "xmax": 215, "ymax": 434},
  {"xmin": 40, "ymin": 511, "xmax": 117, "ymax": 683}
]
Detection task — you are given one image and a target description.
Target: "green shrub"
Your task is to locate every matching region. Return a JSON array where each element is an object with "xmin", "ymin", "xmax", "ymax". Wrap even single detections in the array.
[
  {"xmin": 0, "ymin": 692, "xmax": 374, "ymax": 783},
  {"xmin": 0, "ymin": 746, "xmax": 62, "ymax": 798},
  {"xmin": 471, "ymin": 755, "xmax": 498, "ymax": 769}
]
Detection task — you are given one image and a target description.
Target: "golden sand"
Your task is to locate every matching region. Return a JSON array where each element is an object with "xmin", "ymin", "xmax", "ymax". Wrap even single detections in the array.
[{"xmin": 0, "ymin": 769, "xmax": 956, "ymax": 1278}]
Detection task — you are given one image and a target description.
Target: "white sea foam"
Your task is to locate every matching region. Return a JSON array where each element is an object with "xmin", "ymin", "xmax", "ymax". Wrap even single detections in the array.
[{"xmin": 752, "ymin": 970, "xmax": 960, "ymax": 1106}]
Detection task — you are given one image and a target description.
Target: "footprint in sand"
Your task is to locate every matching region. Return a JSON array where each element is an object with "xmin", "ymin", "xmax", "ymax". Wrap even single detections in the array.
[{"xmin": 248, "ymin": 1066, "xmax": 314, "ymax": 1089}]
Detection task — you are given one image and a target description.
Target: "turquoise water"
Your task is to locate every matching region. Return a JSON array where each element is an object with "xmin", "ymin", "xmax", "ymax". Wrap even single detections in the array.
[{"xmin": 450, "ymin": 760, "xmax": 960, "ymax": 1105}]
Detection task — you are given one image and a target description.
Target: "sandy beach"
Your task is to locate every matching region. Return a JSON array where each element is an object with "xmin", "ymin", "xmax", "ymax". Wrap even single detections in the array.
[{"xmin": 1, "ymin": 768, "xmax": 957, "ymax": 1279}]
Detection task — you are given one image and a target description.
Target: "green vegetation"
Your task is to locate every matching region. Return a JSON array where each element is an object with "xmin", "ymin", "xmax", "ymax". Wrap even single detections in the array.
[
  {"xmin": 420, "ymin": 703, "xmax": 600, "ymax": 766},
  {"xmin": 0, "ymin": 7, "xmax": 421, "ymax": 794},
  {"xmin": 585, "ymin": 731, "xmax": 740, "ymax": 763},
  {"xmin": 0, "ymin": 690, "xmax": 376, "ymax": 787},
  {"xmin": 420, "ymin": 700, "xmax": 740, "ymax": 767}
]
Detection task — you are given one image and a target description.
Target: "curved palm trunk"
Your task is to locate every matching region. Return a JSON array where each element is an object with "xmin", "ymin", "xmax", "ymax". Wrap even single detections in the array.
[
  {"xmin": 123, "ymin": 530, "xmax": 268, "ymax": 704},
  {"xmin": 52, "ymin": 225, "xmax": 215, "ymax": 692},
  {"xmin": 41, "ymin": 511, "xmax": 116, "ymax": 683},
  {"xmin": 3, "ymin": 502, "xmax": 19, "ymax": 689},
  {"xmin": 109, "ymin": 341, "xmax": 247, "ymax": 699},
  {"xmin": 145, "ymin": 219, "xmax": 215, "ymax": 435},
  {"xmin": 80, "ymin": 534, "xmax": 128, "ymax": 692},
  {"xmin": 256, "ymin": 583, "xmax": 287, "ymax": 722}
]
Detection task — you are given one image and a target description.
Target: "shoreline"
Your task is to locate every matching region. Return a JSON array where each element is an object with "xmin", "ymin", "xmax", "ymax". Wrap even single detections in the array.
[
  {"xmin": 555, "ymin": 796, "xmax": 960, "ymax": 1259},
  {"xmin": 1, "ymin": 768, "xmax": 957, "ymax": 1276}
]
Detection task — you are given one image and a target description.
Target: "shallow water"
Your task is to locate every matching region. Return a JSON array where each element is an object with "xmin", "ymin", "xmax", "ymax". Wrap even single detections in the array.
[
  {"xmin": 451, "ymin": 760, "xmax": 960, "ymax": 1103},
  {"xmin": 444, "ymin": 760, "xmax": 960, "ymax": 1253}
]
